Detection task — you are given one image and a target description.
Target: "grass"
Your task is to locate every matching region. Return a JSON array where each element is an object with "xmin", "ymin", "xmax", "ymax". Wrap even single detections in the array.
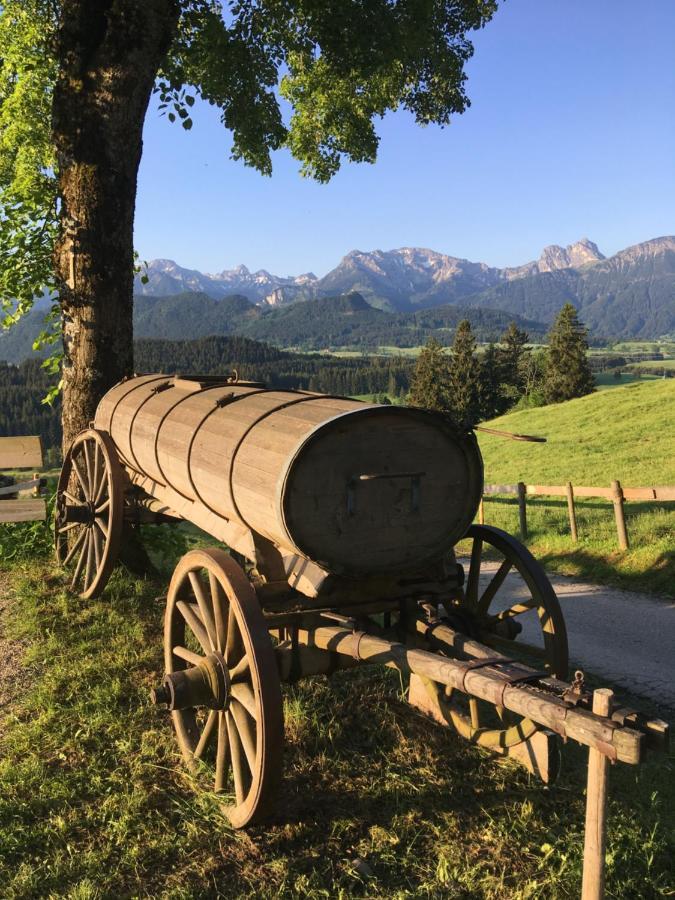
[
  {"xmin": 0, "ymin": 559, "xmax": 673, "ymax": 899},
  {"xmin": 477, "ymin": 380, "xmax": 675, "ymax": 596},
  {"xmin": 594, "ymin": 372, "xmax": 659, "ymax": 390},
  {"xmin": 629, "ymin": 360, "xmax": 675, "ymax": 371}
]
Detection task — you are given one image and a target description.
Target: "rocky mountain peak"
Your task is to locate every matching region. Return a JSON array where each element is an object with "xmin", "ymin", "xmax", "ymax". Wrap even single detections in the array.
[{"xmin": 538, "ymin": 239, "xmax": 604, "ymax": 272}]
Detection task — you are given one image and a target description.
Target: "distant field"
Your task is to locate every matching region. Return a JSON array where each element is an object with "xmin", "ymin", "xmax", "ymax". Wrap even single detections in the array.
[
  {"xmin": 476, "ymin": 380, "xmax": 675, "ymax": 595},
  {"xmin": 629, "ymin": 359, "xmax": 675, "ymax": 371},
  {"xmin": 594, "ymin": 371, "xmax": 660, "ymax": 389}
]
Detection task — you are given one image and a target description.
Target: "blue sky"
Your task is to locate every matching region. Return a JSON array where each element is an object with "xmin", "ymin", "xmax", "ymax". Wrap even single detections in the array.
[{"xmin": 134, "ymin": 0, "xmax": 675, "ymax": 277}]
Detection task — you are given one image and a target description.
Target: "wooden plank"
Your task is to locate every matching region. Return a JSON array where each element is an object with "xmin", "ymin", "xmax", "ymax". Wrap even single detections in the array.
[
  {"xmin": 582, "ymin": 689, "xmax": 614, "ymax": 900},
  {"xmin": 0, "ymin": 436, "xmax": 43, "ymax": 469},
  {"xmin": 0, "ymin": 499, "xmax": 46, "ymax": 522},
  {"xmin": 652, "ymin": 487, "xmax": 675, "ymax": 501},
  {"xmin": 526, "ymin": 484, "xmax": 566, "ymax": 496},
  {"xmin": 570, "ymin": 486, "xmax": 614, "ymax": 499},
  {"xmin": 483, "ymin": 483, "xmax": 518, "ymax": 495}
]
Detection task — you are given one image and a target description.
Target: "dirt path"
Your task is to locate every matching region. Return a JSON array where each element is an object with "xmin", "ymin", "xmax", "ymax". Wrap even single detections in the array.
[{"xmin": 464, "ymin": 560, "xmax": 675, "ymax": 712}]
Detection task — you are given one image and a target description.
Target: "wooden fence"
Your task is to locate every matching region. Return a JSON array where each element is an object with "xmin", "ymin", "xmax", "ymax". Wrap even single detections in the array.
[
  {"xmin": 479, "ymin": 480, "xmax": 675, "ymax": 550},
  {"xmin": 0, "ymin": 436, "xmax": 46, "ymax": 524}
]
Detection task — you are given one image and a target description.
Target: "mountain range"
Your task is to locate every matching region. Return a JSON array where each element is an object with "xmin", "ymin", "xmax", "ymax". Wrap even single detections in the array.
[
  {"xmin": 1, "ymin": 236, "xmax": 673, "ymax": 365},
  {"xmin": 134, "ymin": 236, "xmax": 675, "ymax": 339}
]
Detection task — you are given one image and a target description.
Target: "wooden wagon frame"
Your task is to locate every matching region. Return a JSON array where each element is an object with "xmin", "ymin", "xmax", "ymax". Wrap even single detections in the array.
[{"xmin": 53, "ymin": 373, "xmax": 668, "ymax": 893}]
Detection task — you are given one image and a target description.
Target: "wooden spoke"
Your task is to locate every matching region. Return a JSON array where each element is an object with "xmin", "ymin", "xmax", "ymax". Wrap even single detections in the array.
[
  {"xmin": 63, "ymin": 527, "xmax": 87, "ymax": 566},
  {"xmin": 91, "ymin": 442, "xmax": 100, "ymax": 504},
  {"xmin": 465, "ymin": 536, "xmax": 483, "ymax": 605},
  {"xmin": 55, "ymin": 429, "xmax": 123, "ymax": 599},
  {"xmin": 215, "ymin": 711, "xmax": 229, "ymax": 792},
  {"xmin": 71, "ymin": 454, "xmax": 90, "ymax": 499},
  {"xmin": 71, "ymin": 536, "xmax": 88, "ymax": 589},
  {"xmin": 209, "ymin": 570, "xmax": 227, "ymax": 653},
  {"xmin": 229, "ymin": 655, "xmax": 250, "ymax": 683},
  {"xmin": 94, "ymin": 516, "xmax": 109, "ymax": 541},
  {"xmin": 173, "ymin": 645, "xmax": 203, "ymax": 666},
  {"xmin": 176, "ymin": 600, "xmax": 210, "ymax": 653},
  {"xmin": 83, "ymin": 441, "xmax": 94, "ymax": 495},
  {"xmin": 469, "ymin": 697, "xmax": 480, "ymax": 730},
  {"xmin": 84, "ymin": 530, "xmax": 95, "ymax": 590},
  {"xmin": 477, "ymin": 557, "xmax": 513, "ymax": 614},
  {"xmin": 226, "ymin": 711, "xmax": 247, "ymax": 804},
  {"xmin": 494, "ymin": 598, "xmax": 540, "ymax": 620},
  {"xmin": 164, "ymin": 547, "xmax": 283, "ymax": 827},
  {"xmin": 57, "ymin": 521, "xmax": 81, "ymax": 535},
  {"xmin": 188, "ymin": 571, "xmax": 217, "ymax": 651},
  {"xmin": 225, "ymin": 604, "xmax": 244, "ymax": 666},
  {"xmin": 93, "ymin": 470, "xmax": 108, "ymax": 507},
  {"xmin": 230, "ymin": 701, "xmax": 257, "ymax": 774},
  {"xmin": 194, "ymin": 710, "xmax": 218, "ymax": 761},
  {"xmin": 231, "ymin": 682, "xmax": 257, "ymax": 721}
]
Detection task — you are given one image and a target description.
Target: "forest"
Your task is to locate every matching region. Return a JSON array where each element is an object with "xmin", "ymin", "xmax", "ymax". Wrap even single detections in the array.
[{"xmin": 0, "ymin": 337, "xmax": 415, "ymax": 454}]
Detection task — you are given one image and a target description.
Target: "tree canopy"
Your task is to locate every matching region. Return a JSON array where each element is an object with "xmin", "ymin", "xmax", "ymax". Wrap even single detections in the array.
[{"xmin": 0, "ymin": 0, "xmax": 499, "ymax": 356}]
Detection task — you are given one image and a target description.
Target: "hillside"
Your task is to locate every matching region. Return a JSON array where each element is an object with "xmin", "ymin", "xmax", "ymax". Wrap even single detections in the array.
[
  {"xmin": 133, "ymin": 236, "xmax": 675, "ymax": 339},
  {"xmin": 0, "ymin": 291, "xmax": 546, "ymax": 363},
  {"xmin": 477, "ymin": 379, "xmax": 675, "ymax": 485},
  {"xmin": 467, "ymin": 237, "xmax": 675, "ymax": 340}
]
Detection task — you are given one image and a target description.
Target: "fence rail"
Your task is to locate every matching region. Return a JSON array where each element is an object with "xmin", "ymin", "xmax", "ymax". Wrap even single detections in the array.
[
  {"xmin": 0, "ymin": 436, "xmax": 46, "ymax": 524},
  {"xmin": 480, "ymin": 480, "xmax": 675, "ymax": 550}
]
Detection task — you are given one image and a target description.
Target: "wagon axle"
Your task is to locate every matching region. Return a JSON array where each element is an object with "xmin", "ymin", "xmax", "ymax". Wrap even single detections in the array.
[{"xmin": 151, "ymin": 652, "xmax": 230, "ymax": 711}]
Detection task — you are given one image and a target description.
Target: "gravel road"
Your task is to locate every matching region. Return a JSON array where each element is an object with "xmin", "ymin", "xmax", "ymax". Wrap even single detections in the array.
[{"xmin": 464, "ymin": 560, "xmax": 675, "ymax": 713}]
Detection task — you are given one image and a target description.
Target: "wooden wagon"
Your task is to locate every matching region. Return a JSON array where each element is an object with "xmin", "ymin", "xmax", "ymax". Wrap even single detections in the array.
[{"xmin": 54, "ymin": 373, "xmax": 667, "ymax": 842}]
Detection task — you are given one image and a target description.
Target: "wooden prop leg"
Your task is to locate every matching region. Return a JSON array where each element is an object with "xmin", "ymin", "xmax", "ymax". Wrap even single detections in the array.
[
  {"xmin": 582, "ymin": 688, "xmax": 614, "ymax": 900},
  {"xmin": 408, "ymin": 673, "xmax": 560, "ymax": 783}
]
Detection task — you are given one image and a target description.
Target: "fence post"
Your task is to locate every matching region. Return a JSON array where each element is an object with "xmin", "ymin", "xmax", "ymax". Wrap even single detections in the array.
[
  {"xmin": 478, "ymin": 497, "xmax": 485, "ymax": 525},
  {"xmin": 582, "ymin": 688, "xmax": 614, "ymax": 900},
  {"xmin": 611, "ymin": 480, "xmax": 629, "ymax": 550},
  {"xmin": 517, "ymin": 481, "xmax": 528, "ymax": 540},
  {"xmin": 566, "ymin": 481, "xmax": 578, "ymax": 542}
]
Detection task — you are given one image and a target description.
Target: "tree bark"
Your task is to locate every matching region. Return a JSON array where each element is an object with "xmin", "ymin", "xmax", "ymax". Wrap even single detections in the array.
[{"xmin": 52, "ymin": 0, "xmax": 179, "ymax": 451}]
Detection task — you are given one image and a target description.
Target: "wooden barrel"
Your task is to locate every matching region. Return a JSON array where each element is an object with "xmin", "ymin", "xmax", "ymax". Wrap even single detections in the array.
[{"xmin": 95, "ymin": 375, "xmax": 483, "ymax": 575}]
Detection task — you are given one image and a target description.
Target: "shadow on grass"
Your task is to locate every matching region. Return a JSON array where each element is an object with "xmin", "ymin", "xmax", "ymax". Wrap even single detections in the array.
[{"xmin": 535, "ymin": 546, "xmax": 675, "ymax": 599}]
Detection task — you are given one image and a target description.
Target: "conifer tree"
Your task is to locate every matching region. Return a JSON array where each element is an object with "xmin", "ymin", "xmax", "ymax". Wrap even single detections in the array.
[
  {"xmin": 449, "ymin": 319, "xmax": 482, "ymax": 428},
  {"xmin": 500, "ymin": 321, "xmax": 530, "ymax": 390},
  {"xmin": 408, "ymin": 338, "xmax": 451, "ymax": 413},
  {"xmin": 544, "ymin": 303, "xmax": 595, "ymax": 403},
  {"xmin": 479, "ymin": 342, "xmax": 504, "ymax": 420}
]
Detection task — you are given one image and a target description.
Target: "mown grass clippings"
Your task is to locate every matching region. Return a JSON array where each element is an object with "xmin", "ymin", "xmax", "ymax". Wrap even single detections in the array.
[{"xmin": 0, "ymin": 563, "xmax": 672, "ymax": 899}]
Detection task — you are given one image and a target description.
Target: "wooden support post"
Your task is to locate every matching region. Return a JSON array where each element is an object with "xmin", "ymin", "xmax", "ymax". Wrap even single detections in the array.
[
  {"xmin": 517, "ymin": 481, "xmax": 528, "ymax": 539},
  {"xmin": 582, "ymin": 688, "xmax": 614, "ymax": 900},
  {"xmin": 478, "ymin": 497, "xmax": 485, "ymax": 525},
  {"xmin": 566, "ymin": 481, "xmax": 578, "ymax": 542},
  {"xmin": 611, "ymin": 480, "xmax": 629, "ymax": 551}
]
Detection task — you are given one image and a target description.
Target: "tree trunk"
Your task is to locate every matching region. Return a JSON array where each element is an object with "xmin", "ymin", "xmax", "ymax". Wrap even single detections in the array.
[{"xmin": 52, "ymin": 0, "xmax": 179, "ymax": 451}]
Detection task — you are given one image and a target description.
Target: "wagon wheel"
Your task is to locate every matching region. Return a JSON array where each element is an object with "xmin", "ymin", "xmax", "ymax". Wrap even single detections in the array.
[
  {"xmin": 55, "ymin": 428, "xmax": 124, "ymax": 599},
  {"xmin": 422, "ymin": 524, "xmax": 568, "ymax": 749},
  {"xmin": 160, "ymin": 548, "xmax": 284, "ymax": 828}
]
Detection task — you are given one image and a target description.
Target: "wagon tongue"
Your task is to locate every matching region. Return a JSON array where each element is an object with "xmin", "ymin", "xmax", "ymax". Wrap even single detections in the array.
[{"xmin": 150, "ymin": 652, "xmax": 230, "ymax": 711}]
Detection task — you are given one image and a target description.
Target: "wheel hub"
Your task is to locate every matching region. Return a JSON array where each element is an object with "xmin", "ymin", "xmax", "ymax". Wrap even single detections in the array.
[{"xmin": 151, "ymin": 652, "xmax": 230, "ymax": 711}]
